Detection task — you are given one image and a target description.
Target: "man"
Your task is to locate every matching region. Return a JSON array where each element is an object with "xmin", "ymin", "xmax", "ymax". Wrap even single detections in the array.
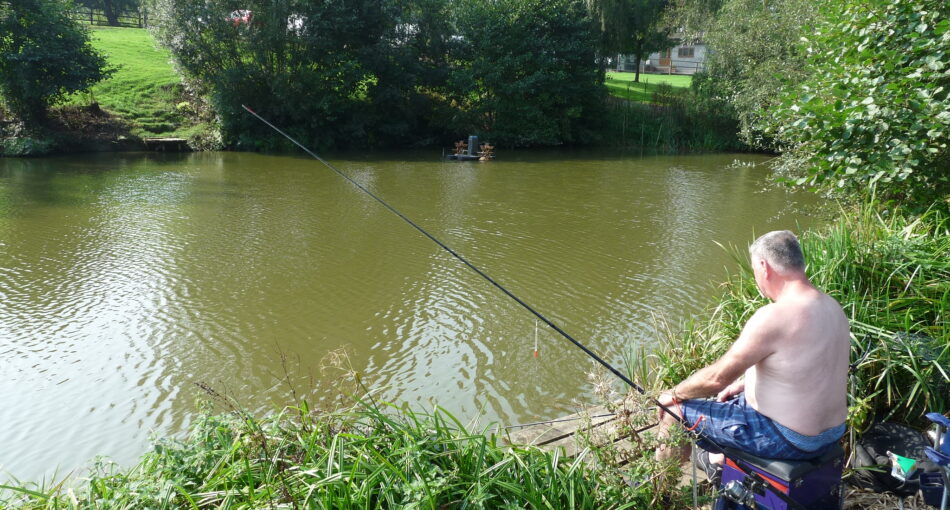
[{"xmin": 656, "ymin": 230, "xmax": 849, "ymax": 468}]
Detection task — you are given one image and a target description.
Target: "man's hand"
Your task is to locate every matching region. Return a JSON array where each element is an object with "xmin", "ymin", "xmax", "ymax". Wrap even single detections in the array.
[
  {"xmin": 716, "ymin": 379, "xmax": 745, "ymax": 402},
  {"xmin": 656, "ymin": 391, "xmax": 681, "ymax": 421}
]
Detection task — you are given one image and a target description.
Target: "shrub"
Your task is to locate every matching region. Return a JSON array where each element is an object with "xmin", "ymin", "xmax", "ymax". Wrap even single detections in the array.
[
  {"xmin": 153, "ymin": 0, "xmax": 607, "ymax": 149},
  {"xmin": 691, "ymin": 0, "xmax": 819, "ymax": 148},
  {"xmin": 766, "ymin": 0, "xmax": 950, "ymax": 205},
  {"xmin": 0, "ymin": 0, "xmax": 112, "ymax": 124},
  {"xmin": 0, "ymin": 137, "xmax": 55, "ymax": 156},
  {"xmin": 451, "ymin": 0, "xmax": 606, "ymax": 146}
]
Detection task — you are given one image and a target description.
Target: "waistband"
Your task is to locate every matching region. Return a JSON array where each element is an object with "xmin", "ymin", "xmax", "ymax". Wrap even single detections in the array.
[{"xmin": 773, "ymin": 421, "xmax": 846, "ymax": 452}]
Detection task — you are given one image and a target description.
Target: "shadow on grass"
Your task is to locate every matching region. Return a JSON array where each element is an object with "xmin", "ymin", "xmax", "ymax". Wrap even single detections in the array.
[{"xmin": 605, "ymin": 73, "xmax": 692, "ymax": 103}]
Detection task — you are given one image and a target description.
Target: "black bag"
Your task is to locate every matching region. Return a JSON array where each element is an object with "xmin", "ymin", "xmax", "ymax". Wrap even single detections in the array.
[{"xmin": 849, "ymin": 422, "xmax": 932, "ymax": 496}]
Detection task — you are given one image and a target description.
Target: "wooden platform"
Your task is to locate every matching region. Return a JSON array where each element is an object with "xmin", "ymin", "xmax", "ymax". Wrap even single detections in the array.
[
  {"xmin": 502, "ymin": 402, "xmax": 658, "ymax": 461},
  {"xmin": 502, "ymin": 402, "xmax": 711, "ymax": 497},
  {"xmin": 143, "ymin": 137, "xmax": 189, "ymax": 151}
]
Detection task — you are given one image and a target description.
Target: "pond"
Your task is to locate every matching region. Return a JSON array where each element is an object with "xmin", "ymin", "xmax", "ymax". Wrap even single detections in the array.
[{"xmin": 0, "ymin": 150, "xmax": 824, "ymax": 482}]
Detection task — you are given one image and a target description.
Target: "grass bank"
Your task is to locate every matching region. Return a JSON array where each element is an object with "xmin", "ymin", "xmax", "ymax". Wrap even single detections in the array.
[
  {"xmin": 604, "ymin": 72, "xmax": 691, "ymax": 103},
  {"xmin": 0, "ymin": 397, "xmax": 693, "ymax": 509},
  {"xmin": 65, "ymin": 26, "xmax": 199, "ymax": 139}
]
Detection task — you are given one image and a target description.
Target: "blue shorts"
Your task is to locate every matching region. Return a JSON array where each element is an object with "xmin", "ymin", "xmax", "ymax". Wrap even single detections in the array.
[{"xmin": 679, "ymin": 393, "xmax": 838, "ymax": 460}]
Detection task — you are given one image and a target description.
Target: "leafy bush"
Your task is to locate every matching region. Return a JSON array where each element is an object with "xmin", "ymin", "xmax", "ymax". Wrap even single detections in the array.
[
  {"xmin": 0, "ymin": 0, "xmax": 112, "ymax": 123},
  {"xmin": 765, "ymin": 0, "xmax": 950, "ymax": 205},
  {"xmin": 691, "ymin": 0, "xmax": 819, "ymax": 148},
  {"xmin": 0, "ymin": 137, "xmax": 55, "ymax": 156},
  {"xmin": 451, "ymin": 0, "xmax": 605, "ymax": 146},
  {"xmin": 153, "ymin": 0, "xmax": 395, "ymax": 151}
]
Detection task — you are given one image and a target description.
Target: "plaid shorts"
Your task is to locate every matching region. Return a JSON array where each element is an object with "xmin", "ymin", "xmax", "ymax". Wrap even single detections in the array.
[{"xmin": 680, "ymin": 393, "xmax": 836, "ymax": 460}]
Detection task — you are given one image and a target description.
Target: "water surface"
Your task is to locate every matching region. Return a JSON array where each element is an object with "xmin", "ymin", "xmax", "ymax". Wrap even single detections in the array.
[{"xmin": 0, "ymin": 150, "xmax": 823, "ymax": 481}]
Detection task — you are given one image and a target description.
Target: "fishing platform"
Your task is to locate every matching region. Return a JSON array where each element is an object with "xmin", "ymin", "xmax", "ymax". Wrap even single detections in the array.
[
  {"xmin": 446, "ymin": 135, "xmax": 495, "ymax": 161},
  {"xmin": 143, "ymin": 137, "xmax": 189, "ymax": 151},
  {"xmin": 502, "ymin": 400, "xmax": 656, "ymax": 462}
]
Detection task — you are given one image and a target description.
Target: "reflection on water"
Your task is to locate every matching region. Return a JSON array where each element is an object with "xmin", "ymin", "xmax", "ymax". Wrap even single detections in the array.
[{"xmin": 0, "ymin": 150, "xmax": 823, "ymax": 482}]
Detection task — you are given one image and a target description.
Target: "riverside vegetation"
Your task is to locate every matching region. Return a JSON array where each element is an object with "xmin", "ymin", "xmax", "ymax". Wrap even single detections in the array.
[
  {"xmin": 1, "ymin": 0, "xmax": 735, "ymax": 155},
  {"xmin": 0, "ymin": 359, "xmax": 696, "ymax": 509},
  {"xmin": 2, "ymin": 0, "xmax": 948, "ymax": 507}
]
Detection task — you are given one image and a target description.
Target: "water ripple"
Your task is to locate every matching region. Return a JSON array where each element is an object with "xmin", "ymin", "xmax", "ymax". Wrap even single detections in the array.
[{"xmin": 0, "ymin": 150, "xmax": 822, "ymax": 482}]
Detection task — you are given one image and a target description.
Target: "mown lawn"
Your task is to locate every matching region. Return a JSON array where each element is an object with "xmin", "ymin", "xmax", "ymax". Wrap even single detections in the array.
[
  {"xmin": 66, "ymin": 26, "xmax": 196, "ymax": 138},
  {"xmin": 605, "ymin": 72, "xmax": 692, "ymax": 102}
]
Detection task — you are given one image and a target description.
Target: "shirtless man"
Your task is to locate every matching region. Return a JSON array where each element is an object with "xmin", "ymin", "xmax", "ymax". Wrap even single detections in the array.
[{"xmin": 656, "ymin": 230, "xmax": 850, "ymax": 465}]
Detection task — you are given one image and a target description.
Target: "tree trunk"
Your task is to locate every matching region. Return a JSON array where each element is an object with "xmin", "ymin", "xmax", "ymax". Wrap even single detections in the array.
[
  {"xmin": 634, "ymin": 54, "xmax": 641, "ymax": 83},
  {"xmin": 103, "ymin": 0, "xmax": 119, "ymax": 26}
]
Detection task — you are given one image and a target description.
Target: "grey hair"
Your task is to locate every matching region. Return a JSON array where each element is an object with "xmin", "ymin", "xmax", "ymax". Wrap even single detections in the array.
[{"xmin": 749, "ymin": 230, "xmax": 805, "ymax": 274}]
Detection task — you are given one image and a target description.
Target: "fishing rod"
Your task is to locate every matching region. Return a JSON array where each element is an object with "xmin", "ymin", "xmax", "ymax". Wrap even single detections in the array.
[
  {"xmin": 242, "ymin": 105, "xmax": 807, "ymax": 510},
  {"xmin": 241, "ymin": 104, "xmax": 645, "ymax": 394}
]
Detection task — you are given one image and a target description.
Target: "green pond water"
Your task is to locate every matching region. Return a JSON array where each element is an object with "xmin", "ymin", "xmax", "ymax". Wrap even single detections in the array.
[{"xmin": 0, "ymin": 150, "xmax": 824, "ymax": 482}]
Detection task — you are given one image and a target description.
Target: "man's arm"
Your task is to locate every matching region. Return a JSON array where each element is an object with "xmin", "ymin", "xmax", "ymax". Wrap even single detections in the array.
[{"xmin": 668, "ymin": 305, "xmax": 779, "ymax": 401}]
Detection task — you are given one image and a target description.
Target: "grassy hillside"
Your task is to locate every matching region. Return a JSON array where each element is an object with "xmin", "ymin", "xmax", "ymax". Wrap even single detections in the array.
[
  {"xmin": 66, "ymin": 26, "xmax": 196, "ymax": 138},
  {"xmin": 605, "ymin": 72, "xmax": 692, "ymax": 102}
]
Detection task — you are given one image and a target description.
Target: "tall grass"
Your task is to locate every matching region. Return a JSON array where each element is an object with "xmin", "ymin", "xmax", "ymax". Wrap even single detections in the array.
[
  {"xmin": 0, "ymin": 395, "xmax": 694, "ymax": 509},
  {"xmin": 604, "ymin": 83, "xmax": 745, "ymax": 153},
  {"xmin": 638, "ymin": 202, "xmax": 948, "ymax": 432}
]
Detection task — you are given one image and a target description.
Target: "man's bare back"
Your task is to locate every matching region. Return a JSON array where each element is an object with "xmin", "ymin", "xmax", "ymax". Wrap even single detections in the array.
[
  {"xmin": 656, "ymin": 230, "xmax": 850, "ymax": 461},
  {"xmin": 742, "ymin": 284, "xmax": 850, "ymax": 435}
]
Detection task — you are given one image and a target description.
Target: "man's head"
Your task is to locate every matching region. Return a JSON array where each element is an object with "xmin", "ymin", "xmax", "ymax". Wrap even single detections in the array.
[{"xmin": 749, "ymin": 230, "xmax": 806, "ymax": 298}]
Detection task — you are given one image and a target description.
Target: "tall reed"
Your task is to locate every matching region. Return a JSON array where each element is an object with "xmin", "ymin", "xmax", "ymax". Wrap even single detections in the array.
[{"xmin": 604, "ymin": 83, "xmax": 745, "ymax": 153}]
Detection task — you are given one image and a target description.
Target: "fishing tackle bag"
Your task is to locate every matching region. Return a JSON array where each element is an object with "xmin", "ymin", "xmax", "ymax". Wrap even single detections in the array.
[{"xmin": 849, "ymin": 421, "xmax": 935, "ymax": 496}]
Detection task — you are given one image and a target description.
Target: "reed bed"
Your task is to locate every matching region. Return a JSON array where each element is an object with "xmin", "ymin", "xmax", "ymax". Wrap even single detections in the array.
[
  {"xmin": 638, "ymin": 202, "xmax": 949, "ymax": 432},
  {"xmin": 604, "ymin": 83, "xmax": 745, "ymax": 153}
]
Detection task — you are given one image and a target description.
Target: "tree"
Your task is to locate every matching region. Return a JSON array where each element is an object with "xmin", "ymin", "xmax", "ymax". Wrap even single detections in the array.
[
  {"xmin": 452, "ymin": 0, "xmax": 606, "ymax": 146},
  {"xmin": 586, "ymin": 0, "xmax": 671, "ymax": 82},
  {"xmin": 153, "ymin": 0, "xmax": 395, "ymax": 150},
  {"xmin": 765, "ymin": 0, "xmax": 950, "ymax": 204},
  {"xmin": 154, "ymin": 0, "xmax": 606, "ymax": 149},
  {"xmin": 615, "ymin": 0, "xmax": 672, "ymax": 83},
  {"xmin": 661, "ymin": 0, "xmax": 723, "ymax": 44},
  {"xmin": 0, "ymin": 0, "xmax": 113, "ymax": 124},
  {"xmin": 695, "ymin": 0, "xmax": 819, "ymax": 147}
]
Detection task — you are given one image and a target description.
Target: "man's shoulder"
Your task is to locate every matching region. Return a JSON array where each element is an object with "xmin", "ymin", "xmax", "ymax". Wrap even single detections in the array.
[
  {"xmin": 743, "ymin": 304, "xmax": 785, "ymax": 338},
  {"xmin": 749, "ymin": 302, "xmax": 782, "ymax": 322}
]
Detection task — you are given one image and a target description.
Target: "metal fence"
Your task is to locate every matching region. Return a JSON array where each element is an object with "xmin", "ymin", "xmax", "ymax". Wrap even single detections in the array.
[{"xmin": 616, "ymin": 57, "xmax": 707, "ymax": 76}]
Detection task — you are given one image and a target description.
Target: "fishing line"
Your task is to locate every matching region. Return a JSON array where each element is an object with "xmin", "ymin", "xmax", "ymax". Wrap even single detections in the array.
[
  {"xmin": 240, "ymin": 106, "xmax": 811, "ymax": 509},
  {"xmin": 242, "ymin": 104, "xmax": 645, "ymax": 395}
]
